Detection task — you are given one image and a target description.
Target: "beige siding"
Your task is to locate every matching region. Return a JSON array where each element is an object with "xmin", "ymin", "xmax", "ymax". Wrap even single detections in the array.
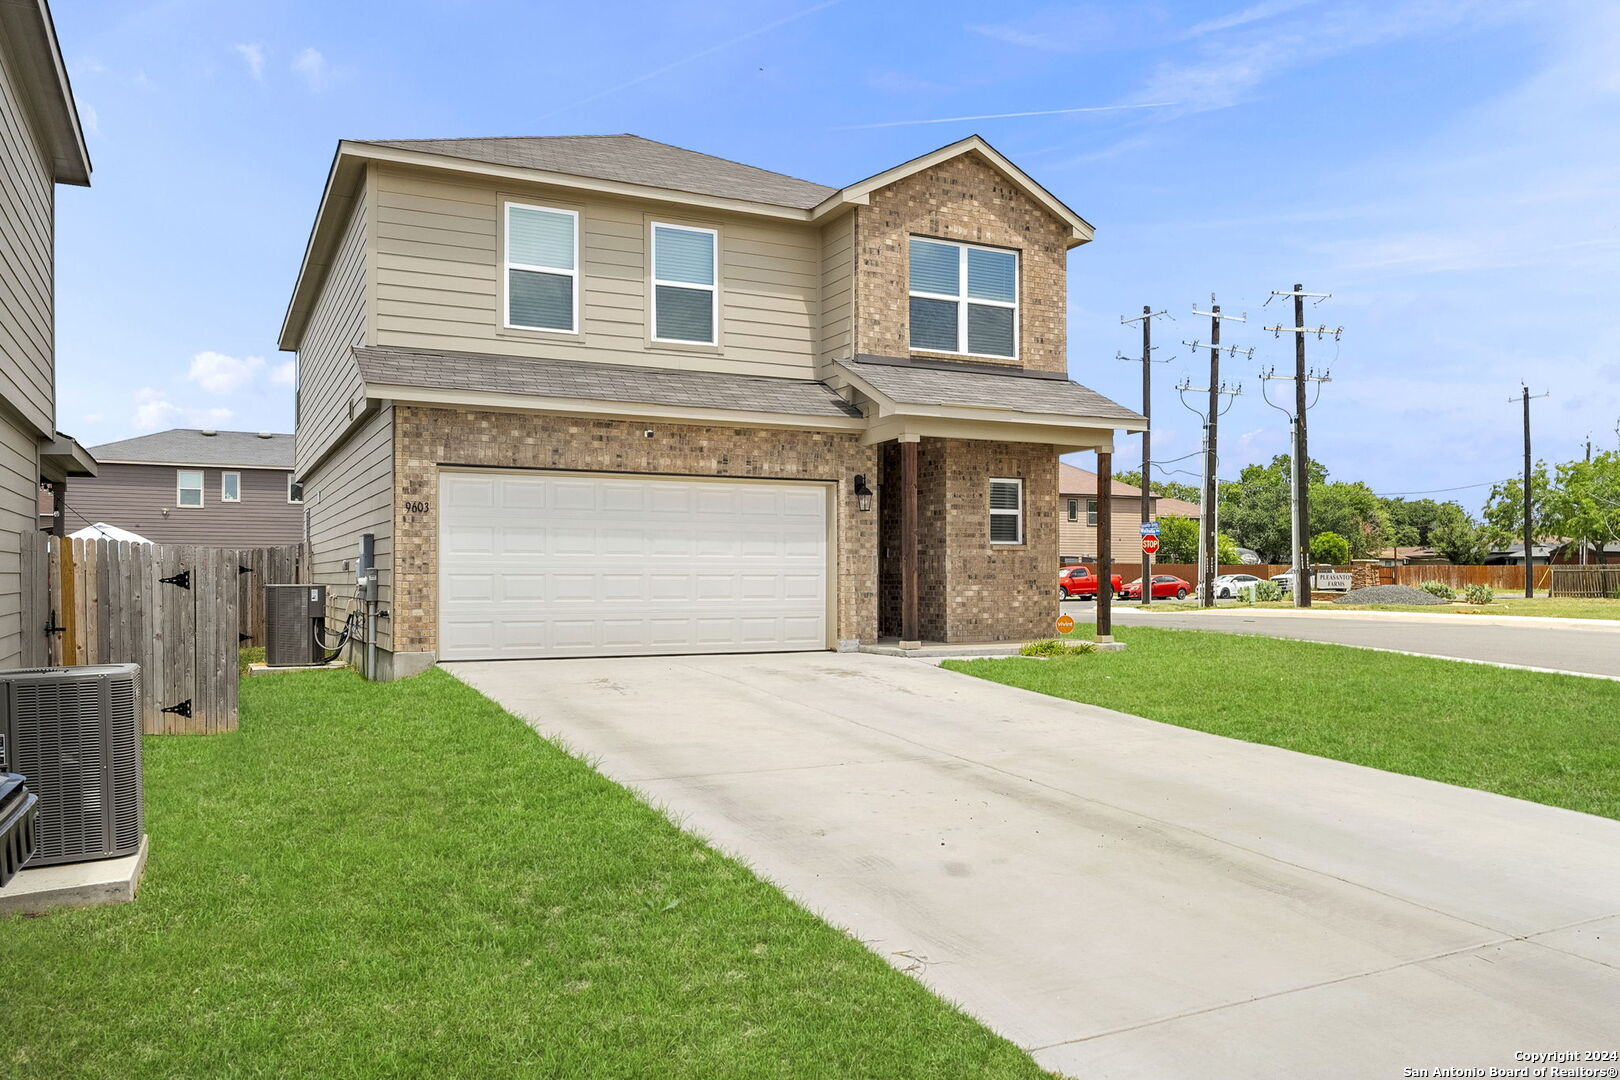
[
  {"xmin": 1058, "ymin": 497, "xmax": 1155, "ymax": 566},
  {"xmin": 818, "ymin": 212, "xmax": 854, "ymax": 368},
  {"xmin": 305, "ymin": 405, "xmax": 393, "ymax": 652},
  {"xmin": 0, "ymin": 414, "xmax": 39, "ymax": 665},
  {"xmin": 371, "ymin": 165, "xmax": 820, "ymax": 380},
  {"xmin": 0, "ymin": 34, "xmax": 54, "ymax": 437},
  {"xmin": 295, "ymin": 183, "xmax": 369, "ymax": 475}
]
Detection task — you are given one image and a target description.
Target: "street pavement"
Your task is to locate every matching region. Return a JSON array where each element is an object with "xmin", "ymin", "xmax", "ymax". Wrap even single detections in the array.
[{"xmin": 1064, "ymin": 598, "xmax": 1620, "ymax": 678}]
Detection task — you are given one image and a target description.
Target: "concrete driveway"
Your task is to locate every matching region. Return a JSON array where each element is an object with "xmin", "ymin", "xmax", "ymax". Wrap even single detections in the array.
[{"xmin": 446, "ymin": 652, "xmax": 1620, "ymax": 1079}]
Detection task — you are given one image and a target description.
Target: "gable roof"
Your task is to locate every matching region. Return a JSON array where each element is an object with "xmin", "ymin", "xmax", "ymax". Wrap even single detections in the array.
[
  {"xmin": 89, "ymin": 428, "xmax": 294, "ymax": 469},
  {"xmin": 361, "ymin": 134, "xmax": 835, "ymax": 210},
  {"xmin": 0, "ymin": 0, "xmax": 90, "ymax": 185}
]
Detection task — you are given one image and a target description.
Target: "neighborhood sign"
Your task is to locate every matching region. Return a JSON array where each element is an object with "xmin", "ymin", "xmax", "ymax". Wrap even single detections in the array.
[
  {"xmin": 1317, "ymin": 572, "xmax": 1353, "ymax": 592},
  {"xmin": 1139, "ymin": 522, "xmax": 1161, "ymax": 536},
  {"xmin": 1142, "ymin": 534, "xmax": 1160, "ymax": 556}
]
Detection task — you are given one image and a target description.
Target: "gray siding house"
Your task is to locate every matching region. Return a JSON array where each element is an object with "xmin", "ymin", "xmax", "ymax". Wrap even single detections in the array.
[
  {"xmin": 0, "ymin": 0, "xmax": 95, "ymax": 667},
  {"xmin": 74, "ymin": 429, "xmax": 302, "ymax": 546}
]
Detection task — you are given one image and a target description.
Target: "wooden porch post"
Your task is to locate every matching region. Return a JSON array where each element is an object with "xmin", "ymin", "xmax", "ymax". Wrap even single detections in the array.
[
  {"xmin": 900, "ymin": 435, "xmax": 920, "ymax": 646},
  {"xmin": 1096, "ymin": 451, "xmax": 1113, "ymax": 642}
]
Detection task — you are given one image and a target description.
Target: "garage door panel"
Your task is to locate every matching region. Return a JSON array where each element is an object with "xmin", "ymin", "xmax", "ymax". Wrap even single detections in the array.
[{"xmin": 440, "ymin": 472, "xmax": 829, "ymax": 660}]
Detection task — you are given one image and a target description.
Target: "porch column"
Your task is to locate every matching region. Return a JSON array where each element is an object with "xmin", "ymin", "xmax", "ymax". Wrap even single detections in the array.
[
  {"xmin": 1096, "ymin": 451, "xmax": 1113, "ymax": 642},
  {"xmin": 899, "ymin": 434, "xmax": 920, "ymax": 647}
]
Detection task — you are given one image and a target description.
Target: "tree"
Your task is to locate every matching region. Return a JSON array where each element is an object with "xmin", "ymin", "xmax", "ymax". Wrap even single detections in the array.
[
  {"xmin": 1542, "ymin": 451, "xmax": 1620, "ymax": 558},
  {"xmin": 1155, "ymin": 514, "xmax": 1238, "ymax": 566},
  {"xmin": 1311, "ymin": 480, "xmax": 1390, "ymax": 559},
  {"xmin": 1310, "ymin": 531, "xmax": 1351, "ymax": 565},
  {"xmin": 1481, "ymin": 463, "xmax": 1554, "ymax": 549},
  {"xmin": 1426, "ymin": 502, "xmax": 1489, "ymax": 564},
  {"xmin": 1155, "ymin": 514, "xmax": 1201, "ymax": 562},
  {"xmin": 1114, "ymin": 470, "xmax": 1202, "ymax": 505}
]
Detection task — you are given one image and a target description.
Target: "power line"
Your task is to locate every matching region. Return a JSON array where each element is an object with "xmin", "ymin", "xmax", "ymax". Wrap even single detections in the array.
[{"xmin": 1374, "ymin": 481, "xmax": 1497, "ymax": 497}]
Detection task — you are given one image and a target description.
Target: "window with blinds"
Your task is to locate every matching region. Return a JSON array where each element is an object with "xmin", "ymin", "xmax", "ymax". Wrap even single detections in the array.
[
  {"xmin": 989, "ymin": 478, "xmax": 1024, "ymax": 544},
  {"xmin": 908, "ymin": 237, "xmax": 1018, "ymax": 359},
  {"xmin": 652, "ymin": 223, "xmax": 717, "ymax": 344},
  {"xmin": 505, "ymin": 203, "xmax": 578, "ymax": 332}
]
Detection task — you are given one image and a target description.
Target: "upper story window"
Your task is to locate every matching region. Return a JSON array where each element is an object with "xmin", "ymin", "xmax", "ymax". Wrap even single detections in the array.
[
  {"xmin": 177, "ymin": 469, "xmax": 204, "ymax": 508},
  {"xmin": 505, "ymin": 202, "xmax": 578, "ymax": 333},
  {"xmin": 288, "ymin": 476, "xmax": 305, "ymax": 504},
  {"xmin": 651, "ymin": 223, "xmax": 717, "ymax": 345},
  {"xmin": 908, "ymin": 237, "xmax": 1018, "ymax": 359},
  {"xmin": 1067, "ymin": 498, "xmax": 1079, "ymax": 522},
  {"xmin": 221, "ymin": 472, "xmax": 241, "ymax": 503},
  {"xmin": 1087, "ymin": 499, "xmax": 1098, "ymax": 526}
]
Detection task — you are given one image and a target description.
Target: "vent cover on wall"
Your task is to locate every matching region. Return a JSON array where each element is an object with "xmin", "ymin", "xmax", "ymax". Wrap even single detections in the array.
[{"xmin": 0, "ymin": 664, "xmax": 143, "ymax": 867}]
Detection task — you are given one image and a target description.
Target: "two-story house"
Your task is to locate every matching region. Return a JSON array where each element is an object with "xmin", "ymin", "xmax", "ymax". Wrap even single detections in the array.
[
  {"xmin": 0, "ymin": 0, "xmax": 95, "ymax": 668},
  {"xmin": 281, "ymin": 134, "xmax": 1143, "ymax": 677},
  {"xmin": 1058, "ymin": 464, "xmax": 1202, "ymax": 566},
  {"xmin": 70, "ymin": 428, "xmax": 303, "ymax": 546}
]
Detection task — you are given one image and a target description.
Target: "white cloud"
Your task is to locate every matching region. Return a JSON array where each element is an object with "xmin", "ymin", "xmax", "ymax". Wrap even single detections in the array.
[
  {"xmin": 131, "ymin": 389, "xmax": 233, "ymax": 434},
  {"xmin": 187, "ymin": 351, "xmax": 263, "ymax": 394},
  {"xmin": 80, "ymin": 104, "xmax": 99, "ymax": 136},
  {"xmin": 270, "ymin": 360, "xmax": 297, "ymax": 387},
  {"xmin": 1184, "ymin": 0, "xmax": 1316, "ymax": 39},
  {"xmin": 968, "ymin": 6, "xmax": 1132, "ymax": 53},
  {"xmin": 291, "ymin": 47, "xmax": 327, "ymax": 90},
  {"xmin": 234, "ymin": 43, "xmax": 265, "ymax": 82}
]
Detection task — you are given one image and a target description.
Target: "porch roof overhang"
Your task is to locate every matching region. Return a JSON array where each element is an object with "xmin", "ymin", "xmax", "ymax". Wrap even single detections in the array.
[
  {"xmin": 829, "ymin": 356, "xmax": 1145, "ymax": 454},
  {"xmin": 38, "ymin": 432, "xmax": 98, "ymax": 482}
]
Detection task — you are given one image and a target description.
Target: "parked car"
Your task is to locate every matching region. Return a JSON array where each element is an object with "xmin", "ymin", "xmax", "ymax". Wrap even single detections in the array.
[
  {"xmin": 1122, "ymin": 574, "xmax": 1192, "ymax": 600},
  {"xmin": 1213, "ymin": 573, "xmax": 1263, "ymax": 599},
  {"xmin": 1058, "ymin": 565, "xmax": 1123, "ymax": 599}
]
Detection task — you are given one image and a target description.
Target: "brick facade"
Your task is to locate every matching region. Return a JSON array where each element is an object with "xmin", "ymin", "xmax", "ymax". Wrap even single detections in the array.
[
  {"xmin": 879, "ymin": 437, "xmax": 1059, "ymax": 642},
  {"xmin": 390, "ymin": 406, "xmax": 878, "ymax": 654},
  {"xmin": 853, "ymin": 151, "xmax": 1070, "ymax": 373}
]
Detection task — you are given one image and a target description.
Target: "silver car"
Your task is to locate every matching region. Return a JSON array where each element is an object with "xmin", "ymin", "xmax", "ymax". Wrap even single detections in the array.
[{"xmin": 1213, "ymin": 573, "xmax": 1263, "ymax": 599}]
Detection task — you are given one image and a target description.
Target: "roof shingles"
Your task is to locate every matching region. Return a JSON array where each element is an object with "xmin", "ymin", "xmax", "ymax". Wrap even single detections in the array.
[
  {"xmin": 838, "ymin": 359, "xmax": 1144, "ymax": 424},
  {"xmin": 89, "ymin": 429, "xmax": 293, "ymax": 468},
  {"xmin": 361, "ymin": 134, "xmax": 835, "ymax": 210}
]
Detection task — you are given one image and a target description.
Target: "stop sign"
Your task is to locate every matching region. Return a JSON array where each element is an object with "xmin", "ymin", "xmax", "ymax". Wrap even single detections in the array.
[{"xmin": 1142, "ymin": 534, "xmax": 1161, "ymax": 555}]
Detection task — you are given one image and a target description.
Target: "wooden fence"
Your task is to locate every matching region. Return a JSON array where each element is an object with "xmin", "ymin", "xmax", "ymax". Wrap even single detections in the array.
[
  {"xmin": 1145, "ymin": 562, "xmax": 1543, "ymax": 593},
  {"xmin": 45, "ymin": 539, "xmax": 308, "ymax": 735},
  {"xmin": 1548, "ymin": 565, "xmax": 1620, "ymax": 598}
]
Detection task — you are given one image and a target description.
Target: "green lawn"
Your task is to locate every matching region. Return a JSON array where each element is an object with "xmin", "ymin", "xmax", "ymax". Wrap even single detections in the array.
[
  {"xmin": 0, "ymin": 668, "xmax": 1044, "ymax": 1080},
  {"xmin": 946, "ymin": 627, "xmax": 1620, "ymax": 820}
]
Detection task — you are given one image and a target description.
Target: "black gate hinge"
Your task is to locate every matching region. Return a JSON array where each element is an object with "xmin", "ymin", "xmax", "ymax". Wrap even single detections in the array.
[
  {"xmin": 238, "ymin": 564, "xmax": 253, "ymax": 575},
  {"xmin": 161, "ymin": 700, "xmax": 192, "ymax": 718},
  {"xmin": 159, "ymin": 570, "xmax": 191, "ymax": 589},
  {"xmin": 44, "ymin": 608, "xmax": 65, "ymax": 636}
]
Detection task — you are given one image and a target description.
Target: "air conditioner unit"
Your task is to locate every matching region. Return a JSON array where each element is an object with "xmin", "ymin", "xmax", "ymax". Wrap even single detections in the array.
[
  {"xmin": 0, "ymin": 664, "xmax": 143, "ymax": 867},
  {"xmin": 265, "ymin": 584, "xmax": 326, "ymax": 666}
]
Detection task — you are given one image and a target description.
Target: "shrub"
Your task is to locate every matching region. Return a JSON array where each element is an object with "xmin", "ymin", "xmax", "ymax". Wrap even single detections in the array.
[
  {"xmin": 1019, "ymin": 638, "xmax": 1099, "ymax": 658},
  {"xmin": 1462, "ymin": 584, "xmax": 1495, "ymax": 605},
  {"xmin": 1418, "ymin": 580, "xmax": 1456, "ymax": 601},
  {"xmin": 1253, "ymin": 579, "xmax": 1285, "ymax": 602}
]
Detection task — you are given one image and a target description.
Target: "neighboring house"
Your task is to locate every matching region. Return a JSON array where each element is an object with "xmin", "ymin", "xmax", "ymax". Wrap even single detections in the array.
[
  {"xmin": 1377, "ymin": 545, "xmax": 1452, "ymax": 567},
  {"xmin": 282, "ymin": 133, "xmax": 1143, "ymax": 676},
  {"xmin": 1484, "ymin": 541, "xmax": 1559, "ymax": 567},
  {"xmin": 1057, "ymin": 464, "xmax": 1199, "ymax": 565},
  {"xmin": 72, "ymin": 429, "xmax": 302, "ymax": 546},
  {"xmin": 0, "ymin": 0, "xmax": 95, "ymax": 667},
  {"xmin": 1550, "ymin": 540, "xmax": 1620, "ymax": 566}
]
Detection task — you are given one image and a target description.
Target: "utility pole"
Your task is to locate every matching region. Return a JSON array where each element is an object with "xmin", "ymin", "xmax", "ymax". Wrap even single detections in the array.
[
  {"xmin": 1119, "ymin": 307, "xmax": 1172, "ymax": 606},
  {"xmin": 1265, "ymin": 287, "xmax": 1340, "ymax": 607},
  {"xmin": 1260, "ymin": 365, "xmax": 1332, "ymax": 590},
  {"xmin": 1511, "ymin": 385, "xmax": 1549, "ymax": 598},
  {"xmin": 1183, "ymin": 297, "xmax": 1250, "ymax": 606}
]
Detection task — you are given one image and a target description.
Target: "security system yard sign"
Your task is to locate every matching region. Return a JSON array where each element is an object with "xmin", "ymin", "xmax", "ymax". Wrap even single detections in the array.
[
  {"xmin": 1142, "ymin": 534, "xmax": 1160, "ymax": 556},
  {"xmin": 1056, "ymin": 614, "xmax": 1075, "ymax": 634},
  {"xmin": 1139, "ymin": 522, "xmax": 1161, "ymax": 536}
]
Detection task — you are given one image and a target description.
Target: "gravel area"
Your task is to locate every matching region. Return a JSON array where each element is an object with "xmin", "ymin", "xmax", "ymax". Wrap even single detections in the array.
[{"xmin": 1334, "ymin": 585, "xmax": 1449, "ymax": 605}]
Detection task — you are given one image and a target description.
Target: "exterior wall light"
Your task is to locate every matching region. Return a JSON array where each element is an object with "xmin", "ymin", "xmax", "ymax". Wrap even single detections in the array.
[{"xmin": 853, "ymin": 474, "xmax": 874, "ymax": 512}]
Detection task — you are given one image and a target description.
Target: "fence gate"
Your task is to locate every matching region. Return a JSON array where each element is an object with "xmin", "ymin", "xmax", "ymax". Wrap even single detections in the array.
[
  {"xmin": 51, "ymin": 539, "xmax": 241, "ymax": 735},
  {"xmin": 1549, "ymin": 566, "xmax": 1620, "ymax": 599}
]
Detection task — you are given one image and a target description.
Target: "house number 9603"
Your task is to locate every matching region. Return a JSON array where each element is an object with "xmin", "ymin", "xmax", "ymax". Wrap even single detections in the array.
[{"xmin": 404, "ymin": 500, "xmax": 431, "ymax": 514}]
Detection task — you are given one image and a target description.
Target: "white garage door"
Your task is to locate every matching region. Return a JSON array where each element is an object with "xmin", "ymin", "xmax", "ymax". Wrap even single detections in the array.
[{"xmin": 439, "ymin": 471, "xmax": 829, "ymax": 660}]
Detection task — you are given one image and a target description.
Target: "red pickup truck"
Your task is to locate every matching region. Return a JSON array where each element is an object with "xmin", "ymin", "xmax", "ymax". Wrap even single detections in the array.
[{"xmin": 1058, "ymin": 565, "xmax": 1124, "ymax": 599}]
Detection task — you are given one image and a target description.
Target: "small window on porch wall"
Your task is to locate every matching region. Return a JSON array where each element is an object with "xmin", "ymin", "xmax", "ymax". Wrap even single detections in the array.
[{"xmin": 989, "ymin": 478, "xmax": 1023, "ymax": 544}]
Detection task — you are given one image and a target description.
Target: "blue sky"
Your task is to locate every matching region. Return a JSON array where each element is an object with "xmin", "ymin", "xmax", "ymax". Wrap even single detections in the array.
[{"xmin": 49, "ymin": 0, "xmax": 1620, "ymax": 509}]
